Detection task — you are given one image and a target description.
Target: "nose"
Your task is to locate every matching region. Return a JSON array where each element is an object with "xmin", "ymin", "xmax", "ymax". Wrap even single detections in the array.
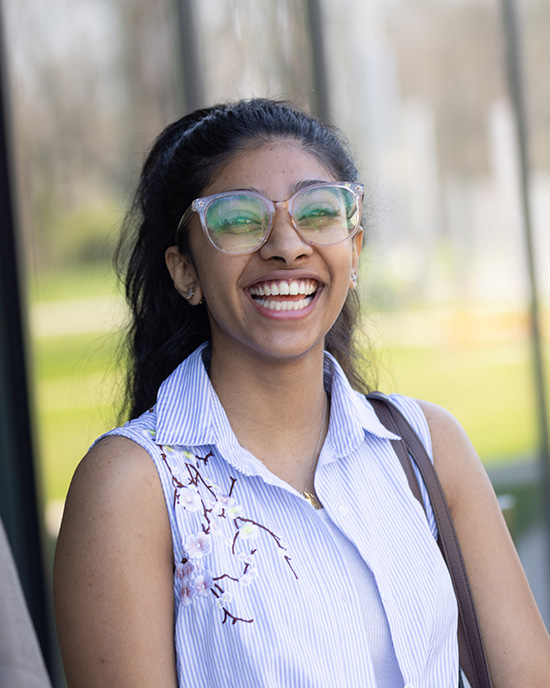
[{"xmin": 258, "ymin": 201, "xmax": 313, "ymax": 263}]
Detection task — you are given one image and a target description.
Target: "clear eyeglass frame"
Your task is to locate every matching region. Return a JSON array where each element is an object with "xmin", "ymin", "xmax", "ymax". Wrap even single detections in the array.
[{"xmin": 175, "ymin": 181, "xmax": 364, "ymax": 255}]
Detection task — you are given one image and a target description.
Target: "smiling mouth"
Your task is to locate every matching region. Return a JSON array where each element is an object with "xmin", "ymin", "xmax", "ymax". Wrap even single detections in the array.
[{"xmin": 248, "ymin": 279, "xmax": 318, "ymax": 312}]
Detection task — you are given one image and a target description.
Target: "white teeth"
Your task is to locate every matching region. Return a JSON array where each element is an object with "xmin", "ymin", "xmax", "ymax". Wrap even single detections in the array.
[
  {"xmin": 254, "ymin": 296, "xmax": 313, "ymax": 312},
  {"xmin": 249, "ymin": 279, "xmax": 317, "ymax": 297}
]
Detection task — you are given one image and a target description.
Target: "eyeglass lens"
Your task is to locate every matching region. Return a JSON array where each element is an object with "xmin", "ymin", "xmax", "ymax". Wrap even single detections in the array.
[{"xmin": 204, "ymin": 185, "xmax": 359, "ymax": 253}]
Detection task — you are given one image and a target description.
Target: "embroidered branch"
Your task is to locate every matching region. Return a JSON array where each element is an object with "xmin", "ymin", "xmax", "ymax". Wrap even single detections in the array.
[{"xmin": 156, "ymin": 442, "xmax": 298, "ymax": 626}]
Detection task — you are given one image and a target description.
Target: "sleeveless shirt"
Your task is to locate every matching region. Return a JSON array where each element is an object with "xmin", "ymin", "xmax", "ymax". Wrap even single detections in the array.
[{"xmin": 99, "ymin": 343, "xmax": 459, "ymax": 687}]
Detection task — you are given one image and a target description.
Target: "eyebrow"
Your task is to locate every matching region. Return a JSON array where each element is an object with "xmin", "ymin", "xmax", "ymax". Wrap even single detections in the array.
[
  {"xmin": 226, "ymin": 179, "xmax": 333, "ymax": 199},
  {"xmin": 291, "ymin": 179, "xmax": 331, "ymax": 194}
]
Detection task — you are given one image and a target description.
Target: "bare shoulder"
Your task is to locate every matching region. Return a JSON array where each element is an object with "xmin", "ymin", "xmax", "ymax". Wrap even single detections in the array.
[
  {"xmin": 57, "ymin": 433, "xmax": 171, "ymax": 570},
  {"xmin": 55, "ymin": 437, "xmax": 177, "ymax": 687},
  {"xmin": 71, "ymin": 434, "xmax": 159, "ymax": 488},
  {"xmin": 417, "ymin": 400, "xmax": 550, "ymax": 686},
  {"xmin": 415, "ymin": 399, "xmax": 491, "ymax": 510},
  {"xmin": 416, "ymin": 398, "xmax": 473, "ymax": 451}
]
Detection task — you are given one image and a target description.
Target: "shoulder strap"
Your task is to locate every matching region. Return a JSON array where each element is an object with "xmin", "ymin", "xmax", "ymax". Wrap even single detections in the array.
[
  {"xmin": 367, "ymin": 393, "xmax": 426, "ymax": 513},
  {"xmin": 367, "ymin": 392, "xmax": 493, "ymax": 688}
]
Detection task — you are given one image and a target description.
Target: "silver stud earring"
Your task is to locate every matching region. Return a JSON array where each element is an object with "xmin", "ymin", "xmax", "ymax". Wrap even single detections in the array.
[
  {"xmin": 351, "ymin": 272, "xmax": 358, "ymax": 285},
  {"xmin": 185, "ymin": 287, "xmax": 195, "ymax": 300}
]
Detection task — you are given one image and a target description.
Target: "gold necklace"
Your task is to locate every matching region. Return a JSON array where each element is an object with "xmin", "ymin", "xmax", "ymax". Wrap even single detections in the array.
[
  {"xmin": 237, "ymin": 393, "xmax": 328, "ymax": 510},
  {"xmin": 301, "ymin": 393, "xmax": 328, "ymax": 510}
]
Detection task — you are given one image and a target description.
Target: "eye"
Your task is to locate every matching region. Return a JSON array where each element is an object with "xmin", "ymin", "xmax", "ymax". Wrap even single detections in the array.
[
  {"xmin": 206, "ymin": 195, "xmax": 268, "ymax": 234},
  {"xmin": 216, "ymin": 212, "xmax": 264, "ymax": 234},
  {"xmin": 294, "ymin": 188, "xmax": 346, "ymax": 229},
  {"xmin": 296, "ymin": 202, "xmax": 340, "ymax": 225}
]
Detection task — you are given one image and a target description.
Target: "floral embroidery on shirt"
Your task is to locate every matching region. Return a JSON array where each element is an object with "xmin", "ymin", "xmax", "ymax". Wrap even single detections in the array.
[{"xmin": 152, "ymin": 438, "xmax": 298, "ymax": 626}]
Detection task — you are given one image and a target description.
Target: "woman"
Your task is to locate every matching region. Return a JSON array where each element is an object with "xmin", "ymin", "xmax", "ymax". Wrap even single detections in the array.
[{"xmin": 54, "ymin": 99, "xmax": 550, "ymax": 687}]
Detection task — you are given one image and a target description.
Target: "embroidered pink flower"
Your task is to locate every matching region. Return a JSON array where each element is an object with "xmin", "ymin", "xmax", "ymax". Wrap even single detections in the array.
[
  {"xmin": 179, "ymin": 487, "xmax": 202, "ymax": 512},
  {"xmin": 227, "ymin": 504, "xmax": 244, "ymax": 518},
  {"xmin": 217, "ymin": 494, "xmax": 234, "ymax": 507},
  {"xmin": 215, "ymin": 592, "xmax": 233, "ymax": 609},
  {"xmin": 185, "ymin": 532, "xmax": 212, "ymax": 558},
  {"xmin": 209, "ymin": 519, "xmax": 223, "ymax": 536},
  {"xmin": 240, "ymin": 568, "xmax": 258, "ymax": 587},
  {"xmin": 213, "ymin": 493, "xmax": 235, "ymax": 515},
  {"xmin": 238, "ymin": 522, "xmax": 259, "ymax": 540},
  {"xmin": 194, "ymin": 572, "xmax": 214, "ymax": 596},
  {"xmin": 175, "ymin": 560, "xmax": 195, "ymax": 580},
  {"xmin": 180, "ymin": 580, "xmax": 196, "ymax": 606}
]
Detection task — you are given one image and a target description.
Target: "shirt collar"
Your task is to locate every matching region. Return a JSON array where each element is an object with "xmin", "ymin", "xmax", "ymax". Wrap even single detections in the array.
[
  {"xmin": 155, "ymin": 343, "xmax": 399, "ymax": 455},
  {"xmin": 155, "ymin": 342, "xmax": 225, "ymax": 447},
  {"xmin": 321, "ymin": 352, "xmax": 400, "ymax": 460}
]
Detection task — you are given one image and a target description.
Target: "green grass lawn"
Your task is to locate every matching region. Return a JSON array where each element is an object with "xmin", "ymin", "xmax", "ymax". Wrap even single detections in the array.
[
  {"xmin": 376, "ymin": 341, "xmax": 543, "ymax": 463},
  {"xmin": 32, "ymin": 332, "xmax": 123, "ymax": 503},
  {"xmin": 29, "ymin": 268, "xmax": 550, "ymax": 512}
]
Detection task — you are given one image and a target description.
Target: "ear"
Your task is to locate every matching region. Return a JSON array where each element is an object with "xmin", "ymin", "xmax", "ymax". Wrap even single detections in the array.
[
  {"xmin": 165, "ymin": 246, "xmax": 204, "ymax": 306},
  {"xmin": 349, "ymin": 227, "xmax": 363, "ymax": 290}
]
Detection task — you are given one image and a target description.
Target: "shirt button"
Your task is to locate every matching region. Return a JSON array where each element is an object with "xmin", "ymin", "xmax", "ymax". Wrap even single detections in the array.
[{"xmin": 338, "ymin": 505, "xmax": 349, "ymax": 517}]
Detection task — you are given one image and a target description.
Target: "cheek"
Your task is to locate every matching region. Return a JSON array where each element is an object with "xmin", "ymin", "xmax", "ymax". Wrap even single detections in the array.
[
  {"xmin": 188, "ymin": 231, "xmax": 228, "ymax": 294},
  {"xmin": 197, "ymin": 255, "xmax": 248, "ymax": 303},
  {"xmin": 328, "ymin": 247, "xmax": 355, "ymax": 281}
]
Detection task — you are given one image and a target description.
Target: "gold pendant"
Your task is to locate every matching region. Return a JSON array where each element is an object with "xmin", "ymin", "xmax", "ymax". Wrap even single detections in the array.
[{"xmin": 302, "ymin": 491, "xmax": 323, "ymax": 510}]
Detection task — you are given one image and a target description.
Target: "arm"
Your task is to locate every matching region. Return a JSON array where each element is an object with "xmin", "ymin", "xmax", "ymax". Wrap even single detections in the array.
[
  {"xmin": 54, "ymin": 435, "xmax": 178, "ymax": 688},
  {"xmin": 419, "ymin": 400, "xmax": 550, "ymax": 688}
]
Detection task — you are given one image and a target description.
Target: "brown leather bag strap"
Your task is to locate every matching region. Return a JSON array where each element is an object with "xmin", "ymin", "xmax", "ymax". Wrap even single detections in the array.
[
  {"xmin": 367, "ymin": 392, "xmax": 493, "ymax": 688},
  {"xmin": 367, "ymin": 394, "xmax": 426, "ymax": 513}
]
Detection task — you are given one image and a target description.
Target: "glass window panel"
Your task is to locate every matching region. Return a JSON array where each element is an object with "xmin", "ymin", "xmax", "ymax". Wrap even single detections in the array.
[{"xmin": 3, "ymin": 1, "xmax": 548, "ymax": 667}]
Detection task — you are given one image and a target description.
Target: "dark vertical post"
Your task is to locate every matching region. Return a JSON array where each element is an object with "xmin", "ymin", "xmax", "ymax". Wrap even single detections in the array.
[
  {"xmin": 0, "ymin": 5, "xmax": 53, "ymax": 678},
  {"xmin": 500, "ymin": 0, "xmax": 550, "ymax": 612},
  {"xmin": 174, "ymin": 0, "xmax": 204, "ymax": 113},
  {"xmin": 305, "ymin": 0, "xmax": 331, "ymax": 123}
]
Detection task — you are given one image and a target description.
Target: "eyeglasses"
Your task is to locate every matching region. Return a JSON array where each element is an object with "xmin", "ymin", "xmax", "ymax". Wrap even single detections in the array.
[{"xmin": 176, "ymin": 181, "xmax": 364, "ymax": 255}]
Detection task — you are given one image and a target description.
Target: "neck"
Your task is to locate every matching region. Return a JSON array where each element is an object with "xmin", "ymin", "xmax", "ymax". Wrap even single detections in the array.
[{"xmin": 208, "ymin": 343, "xmax": 329, "ymax": 491}]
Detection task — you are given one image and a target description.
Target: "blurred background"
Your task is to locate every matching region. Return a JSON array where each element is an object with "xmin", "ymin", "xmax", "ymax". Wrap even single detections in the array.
[{"xmin": 1, "ymin": 0, "xmax": 549, "ymax": 684}]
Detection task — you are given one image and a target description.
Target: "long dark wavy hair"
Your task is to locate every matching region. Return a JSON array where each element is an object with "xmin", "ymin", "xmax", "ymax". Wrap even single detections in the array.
[{"xmin": 115, "ymin": 98, "xmax": 372, "ymax": 421}]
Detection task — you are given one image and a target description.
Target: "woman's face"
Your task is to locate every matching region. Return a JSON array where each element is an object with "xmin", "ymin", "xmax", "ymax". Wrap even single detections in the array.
[{"xmin": 166, "ymin": 140, "xmax": 362, "ymax": 367}]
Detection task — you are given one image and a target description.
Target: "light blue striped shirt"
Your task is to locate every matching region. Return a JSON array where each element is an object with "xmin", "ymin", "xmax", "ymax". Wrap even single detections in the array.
[{"xmin": 105, "ymin": 343, "xmax": 459, "ymax": 687}]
